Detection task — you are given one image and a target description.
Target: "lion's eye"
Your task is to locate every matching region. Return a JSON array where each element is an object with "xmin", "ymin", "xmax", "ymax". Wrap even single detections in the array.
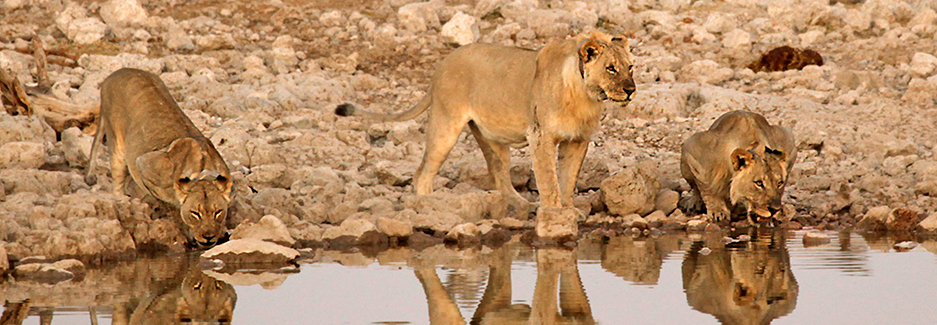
[
  {"xmin": 606, "ymin": 65, "xmax": 617, "ymax": 74},
  {"xmin": 190, "ymin": 211, "xmax": 202, "ymax": 220},
  {"xmin": 628, "ymin": 65, "xmax": 634, "ymax": 73},
  {"xmin": 778, "ymin": 180, "xmax": 785, "ymax": 188},
  {"xmin": 193, "ymin": 281, "xmax": 202, "ymax": 290},
  {"xmin": 754, "ymin": 180, "xmax": 764, "ymax": 188},
  {"xmin": 214, "ymin": 210, "xmax": 224, "ymax": 219}
]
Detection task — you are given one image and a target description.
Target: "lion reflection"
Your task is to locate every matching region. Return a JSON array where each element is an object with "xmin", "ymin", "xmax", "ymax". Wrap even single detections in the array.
[
  {"xmin": 113, "ymin": 264, "xmax": 237, "ymax": 325},
  {"xmin": 415, "ymin": 247, "xmax": 593, "ymax": 325},
  {"xmin": 682, "ymin": 230, "xmax": 798, "ymax": 325}
]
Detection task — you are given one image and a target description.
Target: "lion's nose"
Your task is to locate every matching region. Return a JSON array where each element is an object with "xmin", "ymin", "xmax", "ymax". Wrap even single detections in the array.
[
  {"xmin": 200, "ymin": 234, "xmax": 217, "ymax": 245},
  {"xmin": 768, "ymin": 205, "xmax": 781, "ymax": 215},
  {"xmin": 624, "ymin": 86, "xmax": 635, "ymax": 96}
]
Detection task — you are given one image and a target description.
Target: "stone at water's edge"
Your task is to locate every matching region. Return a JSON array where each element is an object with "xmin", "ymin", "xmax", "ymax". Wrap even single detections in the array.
[
  {"xmin": 535, "ymin": 207, "xmax": 578, "ymax": 239},
  {"xmin": 917, "ymin": 212, "xmax": 937, "ymax": 233},
  {"xmin": 201, "ymin": 238, "xmax": 300, "ymax": 265},
  {"xmin": 802, "ymin": 232, "xmax": 831, "ymax": 247},
  {"xmin": 600, "ymin": 161, "xmax": 659, "ymax": 217},
  {"xmin": 231, "ymin": 214, "xmax": 296, "ymax": 247}
]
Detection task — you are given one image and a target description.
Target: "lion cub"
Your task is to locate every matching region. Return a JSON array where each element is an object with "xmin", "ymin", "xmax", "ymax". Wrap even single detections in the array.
[
  {"xmin": 87, "ymin": 68, "xmax": 233, "ymax": 247},
  {"xmin": 336, "ymin": 31, "xmax": 636, "ymax": 238},
  {"xmin": 680, "ymin": 111, "xmax": 796, "ymax": 225}
]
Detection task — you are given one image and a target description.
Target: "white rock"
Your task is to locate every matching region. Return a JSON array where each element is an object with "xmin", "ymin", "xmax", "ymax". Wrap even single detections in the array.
[
  {"xmin": 917, "ymin": 212, "xmax": 937, "ymax": 233},
  {"xmin": 910, "ymin": 52, "xmax": 937, "ymax": 78},
  {"xmin": 2, "ymin": 0, "xmax": 26, "ymax": 10},
  {"xmin": 66, "ymin": 18, "xmax": 107, "ymax": 45},
  {"xmin": 201, "ymin": 238, "xmax": 300, "ymax": 264},
  {"xmin": 845, "ymin": 9, "xmax": 871, "ymax": 31},
  {"xmin": 231, "ymin": 215, "xmax": 296, "ymax": 247},
  {"xmin": 397, "ymin": 0, "xmax": 444, "ymax": 32},
  {"xmin": 322, "ymin": 219, "xmax": 377, "ymax": 240},
  {"xmin": 99, "ymin": 0, "xmax": 148, "ymax": 26},
  {"xmin": 0, "ymin": 142, "xmax": 46, "ymax": 169},
  {"xmin": 165, "ymin": 27, "xmax": 194, "ymax": 51},
  {"xmin": 376, "ymin": 217, "xmax": 413, "ymax": 237},
  {"xmin": 908, "ymin": 8, "xmax": 936, "ymax": 27},
  {"xmin": 799, "ymin": 30, "xmax": 825, "ymax": 47},
  {"xmin": 319, "ymin": 10, "xmax": 345, "ymax": 27},
  {"xmin": 679, "ymin": 60, "xmax": 733, "ymax": 85},
  {"xmin": 721, "ymin": 28, "xmax": 751, "ymax": 49},
  {"xmin": 440, "ymin": 12, "xmax": 479, "ymax": 46},
  {"xmin": 61, "ymin": 127, "xmax": 92, "ymax": 167},
  {"xmin": 703, "ymin": 12, "xmax": 737, "ymax": 34},
  {"xmin": 445, "ymin": 222, "xmax": 480, "ymax": 241}
]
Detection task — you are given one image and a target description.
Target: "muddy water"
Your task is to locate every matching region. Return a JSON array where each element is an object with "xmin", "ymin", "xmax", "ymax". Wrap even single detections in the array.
[{"xmin": 4, "ymin": 230, "xmax": 937, "ymax": 324}]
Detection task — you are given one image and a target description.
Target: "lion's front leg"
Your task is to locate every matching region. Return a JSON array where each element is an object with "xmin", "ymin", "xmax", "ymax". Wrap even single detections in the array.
[
  {"xmin": 557, "ymin": 140, "xmax": 589, "ymax": 208},
  {"xmin": 529, "ymin": 128, "xmax": 560, "ymax": 208},
  {"xmin": 701, "ymin": 192, "xmax": 732, "ymax": 222}
]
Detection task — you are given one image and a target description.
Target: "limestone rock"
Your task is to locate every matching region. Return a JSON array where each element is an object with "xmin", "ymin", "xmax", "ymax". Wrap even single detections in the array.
[
  {"xmin": 99, "ymin": 0, "xmax": 148, "ymax": 26},
  {"xmin": 802, "ymin": 232, "xmax": 831, "ymax": 247},
  {"xmin": 411, "ymin": 211, "xmax": 463, "ymax": 233},
  {"xmin": 50, "ymin": 259, "xmax": 86, "ymax": 277},
  {"xmin": 377, "ymin": 217, "xmax": 413, "ymax": 237},
  {"xmin": 13, "ymin": 263, "xmax": 74, "ymax": 284},
  {"xmin": 601, "ymin": 161, "xmax": 660, "ymax": 216},
  {"xmin": 0, "ymin": 245, "xmax": 7, "ymax": 272},
  {"xmin": 445, "ymin": 223, "xmax": 481, "ymax": 243},
  {"xmin": 201, "ymin": 238, "xmax": 300, "ymax": 265},
  {"xmin": 916, "ymin": 212, "xmax": 937, "ymax": 233},
  {"xmin": 231, "ymin": 215, "xmax": 296, "ymax": 247},
  {"xmin": 654, "ymin": 189, "xmax": 680, "ymax": 215},
  {"xmin": 61, "ymin": 127, "xmax": 93, "ymax": 167},
  {"xmin": 397, "ymin": 0, "xmax": 443, "ymax": 32},
  {"xmin": 322, "ymin": 219, "xmax": 378, "ymax": 240},
  {"xmin": 910, "ymin": 52, "xmax": 937, "ymax": 78},
  {"xmin": 440, "ymin": 12, "xmax": 479, "ymax": 46},
  {"xmin": 0, "ymin": 142, "xmax": 46, "ymax": 169}
]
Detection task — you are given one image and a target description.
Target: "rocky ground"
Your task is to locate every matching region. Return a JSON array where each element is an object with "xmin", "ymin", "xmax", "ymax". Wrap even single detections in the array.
[{"xmin": 2, "ymin": 0, "xmax": 937, "ymax": 268}]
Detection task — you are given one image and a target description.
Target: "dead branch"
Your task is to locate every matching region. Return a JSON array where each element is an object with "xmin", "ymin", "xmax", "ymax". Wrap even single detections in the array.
[
  {"xmin": 30, "ymin": 94, "xmax": 100, "ymax": 134},
  {"xmin": 0, "ymin": 67, "xmax": 33, "ymax": 116},
  {"xmin": 32, "ymin": 38, "xmax": 52, "ymax": 92}
]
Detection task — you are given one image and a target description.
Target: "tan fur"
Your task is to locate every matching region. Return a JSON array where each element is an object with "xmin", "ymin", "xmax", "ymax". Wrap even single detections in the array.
[
  {"xmin": 124, "ymin": 266, "xmax": 237, "ymax": 325},
  {"xmin": 683, "ymin": 230, "xmax": 798, "ymax": 325},
  {"xmin": 337, "ymin": 32, "xmax": 636, "ymax": 237},
  {"xmin": 680, "ymin": 111, "xmax": 796, "ymax": 224},
  {"xmin": 88, "ymin": 68, "xmax": 233, "ymax": 247}
]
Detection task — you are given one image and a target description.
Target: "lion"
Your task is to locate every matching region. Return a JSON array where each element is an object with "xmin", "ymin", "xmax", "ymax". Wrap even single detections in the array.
[
  {"xmin": 87, "ymin": 68, "xmax": 233, "ymax": 248},
  {"xmin": 336, "ymin": 31, "xmax": 636, "ymax": 238},
  {"xmin": 680, "ymin": 110, "xmax": 796, "ymax": 225},
  {"xmin": 116, "ymin": 265, "xmax": 237, "ymax": 325}
]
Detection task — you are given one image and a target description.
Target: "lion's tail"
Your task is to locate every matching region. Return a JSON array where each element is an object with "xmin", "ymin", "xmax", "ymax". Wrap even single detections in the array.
[{"xmin": 334, "ymin": 96, "xmax": 431, "ymax": 122}]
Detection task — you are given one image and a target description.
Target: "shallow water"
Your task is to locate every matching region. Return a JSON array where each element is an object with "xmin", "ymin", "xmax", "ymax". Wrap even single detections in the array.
[{"xmin": 4, "ymin": 229, "xmax": 937, "ymax": 324}]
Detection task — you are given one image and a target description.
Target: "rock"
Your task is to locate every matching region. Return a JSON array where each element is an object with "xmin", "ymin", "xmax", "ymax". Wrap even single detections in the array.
[
  {"xmin": 397, "ymin": 0, "xmax": 443, "ymax": 32},
  {"xmin": 12, "ymin": 263, "xmax": 74, "ymax": 284},
  {"xmin": 524, "ymin": 9, "xmax": 573, "ymax": 38},
  {"xmin": 577, "ymin": 155, "xmax": 610, "ymax": 191},
  {"xmin": 322, "ymin": 219, "xmax": 378, "ymax": 240},
  {"xmin": 411, "ymin": 211, "xmax": 464, "ymax": 233},
  {"xmin": 644, "ymin": 210, "xmax": 668, "ymax": 226},
  {"xmin": 654, "ymin": 189, "xmax": 679, "ymax": 215},
  {"xmin": 0, "ymin": 142, "xmax": 46, "ymax": 169},
  {"xmin": 859, "ymin": 206, "xmax": 921, "ymax": 231},
  {"xmin": 65, "ymin": 18, "xmax": 107, "ymax": 45},
  {"xmin": 440, "ymin": 11, "xmax": 479, "ymax": 46},
  {"xmin": 61, "ymin": 127, "xmax": 92, "ymax": 167},
  {"xmin": 601, "ymin": 161, "xmax": 659, "ymax": 216},
  {"xmin": 99, "ymin": 0, "xmax": 148, "ymax": 26},
  {"xmin": 445, "ymin": 223, "xmax": 481, "ymax": 243},
  {"xmin": 0, "ymin": 169, "xmax": 88, "ymax": 196},
  {"xmin": 269, "ymin": 35, "xmax": 299, "ymax": 74},
  {"xmin": 916, "ymin": 212, "xmax": 937, "ymax": 233},
  {"xmin": 0, "ymin": 114, "xmax": 56, "ymax": 146},
  {"xmin": 201, "ymin": 238, "xmax": 299, "ymax": 265},
  {"xmin": 686, "ymin": 219, "xmax": 706, "ymax": 231},
  {"xmin": 231, "ymin": 215, "xmax": 296, "ymax": 247},
  {"xmin": 166, "ymin": 27, "xmax": 195, "ymax": 51},
  {"xmin": 802, "ymin": 232, "xmax": 831, "ymax": 247},
  {"xmin": 50, "ymin": 259, "xmax": 86, "ymax": 277},
  {"xmin": 678, "ymin": 60, "xmax": 733, "ymax": 85},
  {"xmin": 721, "ymin": 28, "xmax": 751, "ymax": 49},
  {"xmin": 909, "ymin": 8, "xmax": 937, "ymax": 27},
  {"xmin": 377, "ymin": 217, "xmax": 413, "ymax": 237},
  {"xmin": 844, "ymin": 9, "xmax": 871, "ymax": 31},
  {"xmin": 910, "ymin": 52, "xmax": 937, "ymax": 78}
]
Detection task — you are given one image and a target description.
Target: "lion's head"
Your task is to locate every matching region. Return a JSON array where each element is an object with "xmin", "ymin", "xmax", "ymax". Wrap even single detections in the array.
[
  {"xmin": 728, "ymin": 147, "xmax": 790, "ymax": 224},
  {"xmin": 578, "ymin": 33, "xmax": 636, "ymax": 104},
  {"xmin": 177, "ymin": 172, "xmax": 232, "ymax": 248}
]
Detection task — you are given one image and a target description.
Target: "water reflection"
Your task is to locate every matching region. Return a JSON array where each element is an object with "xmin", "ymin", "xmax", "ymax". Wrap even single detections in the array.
[
  {"xmin": 416, "ymin": 246, "xmax": 594, "ymax": 325},
  {"xmin": 682, "ymin": 230, "xmax": 798, "ymax": 325},
  {"xmin": 1, "ymin": 255, "xmax": 238, "ymax": 325},
  {"xmin": 599, "ymin": 235, "xmax": 683, "ymax": 285}
]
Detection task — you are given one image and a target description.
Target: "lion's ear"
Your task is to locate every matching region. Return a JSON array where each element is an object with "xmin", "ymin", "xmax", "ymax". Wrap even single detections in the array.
[
  {"xmin": 579, "ymin": 39, "xmax": 603, "ymax": 63},
  {"xmin": 731, "ymin": 148, "xmax": 754, "ymax": 171}
]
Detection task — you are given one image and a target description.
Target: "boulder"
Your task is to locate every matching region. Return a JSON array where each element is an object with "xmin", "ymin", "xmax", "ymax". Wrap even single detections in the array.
[
  {"xmin": 410, "ymin": 211, "xmax": 464, "ymax": 233},
  {"xmin": 654, "ymin": 189, "xmax": 680, "ymax": 216},
  {"xmin": 445, "ymin": 223, "xmax": 481, "ymax": 243},
  {"xmin": 916, "ymin": 212, "xmax": 937, "ymax": 233},
  {"xmin": 200, "ymin": 238, "xmax": 300, "ymax": 265},
  {"xmin": 377, "ymin": 217, "xmax": 413, "ymax": 237},
  {"xmin": 12, "ymin": 263, "xmax": 74, "ymax": 284},
  {"xmin": 397, "ymin": 0, "xmax": 443, "ymax": 32},
  {"xmin": 0, "ymin": 142, "xmax": 46, "ymax": 169},
  {"xmin": 99, "ymin": 0, "xmax": 148, "ymax": 26},
  {"xmin": 322, "ymin": 219, "xmax": 378, "ymax": 240},
  {"xmin": 910, "ymin": 52, "xmax": 937, "ymax": 78},
  {"xmin": 440, "ymin": 12, "xmax": 479, "ymax": 46},
  {"xmin": 859, "ymin": 206, "xmax": 921, "ymax": 231},
  {"xmin": 601, "ymin": 161, "xmax": 659, "ymax": 216},
  {"xmin": 61, "ymin": 127, "xmax": 93, "ymax": 167},
  {"xmin": 231, "ymin": 215, "xmax": 296, "ymax": 247}
]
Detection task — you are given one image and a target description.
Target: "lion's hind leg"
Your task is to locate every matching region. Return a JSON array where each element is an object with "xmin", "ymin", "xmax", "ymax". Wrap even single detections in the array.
[{"xmin": 413, "ymin": 107, "xmax": 470, "ymax": 195}]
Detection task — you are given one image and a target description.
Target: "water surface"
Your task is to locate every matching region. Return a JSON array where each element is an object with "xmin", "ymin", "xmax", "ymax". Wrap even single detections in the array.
[{"xmin": 4, "ymin": 229, "xmax": 937, "ymax": 324}]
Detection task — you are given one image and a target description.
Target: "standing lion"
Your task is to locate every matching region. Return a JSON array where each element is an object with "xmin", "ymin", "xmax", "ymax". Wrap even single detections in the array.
[{"xmin": 337, "ymin": 31, "xmax": 636, "ymax": 239}]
